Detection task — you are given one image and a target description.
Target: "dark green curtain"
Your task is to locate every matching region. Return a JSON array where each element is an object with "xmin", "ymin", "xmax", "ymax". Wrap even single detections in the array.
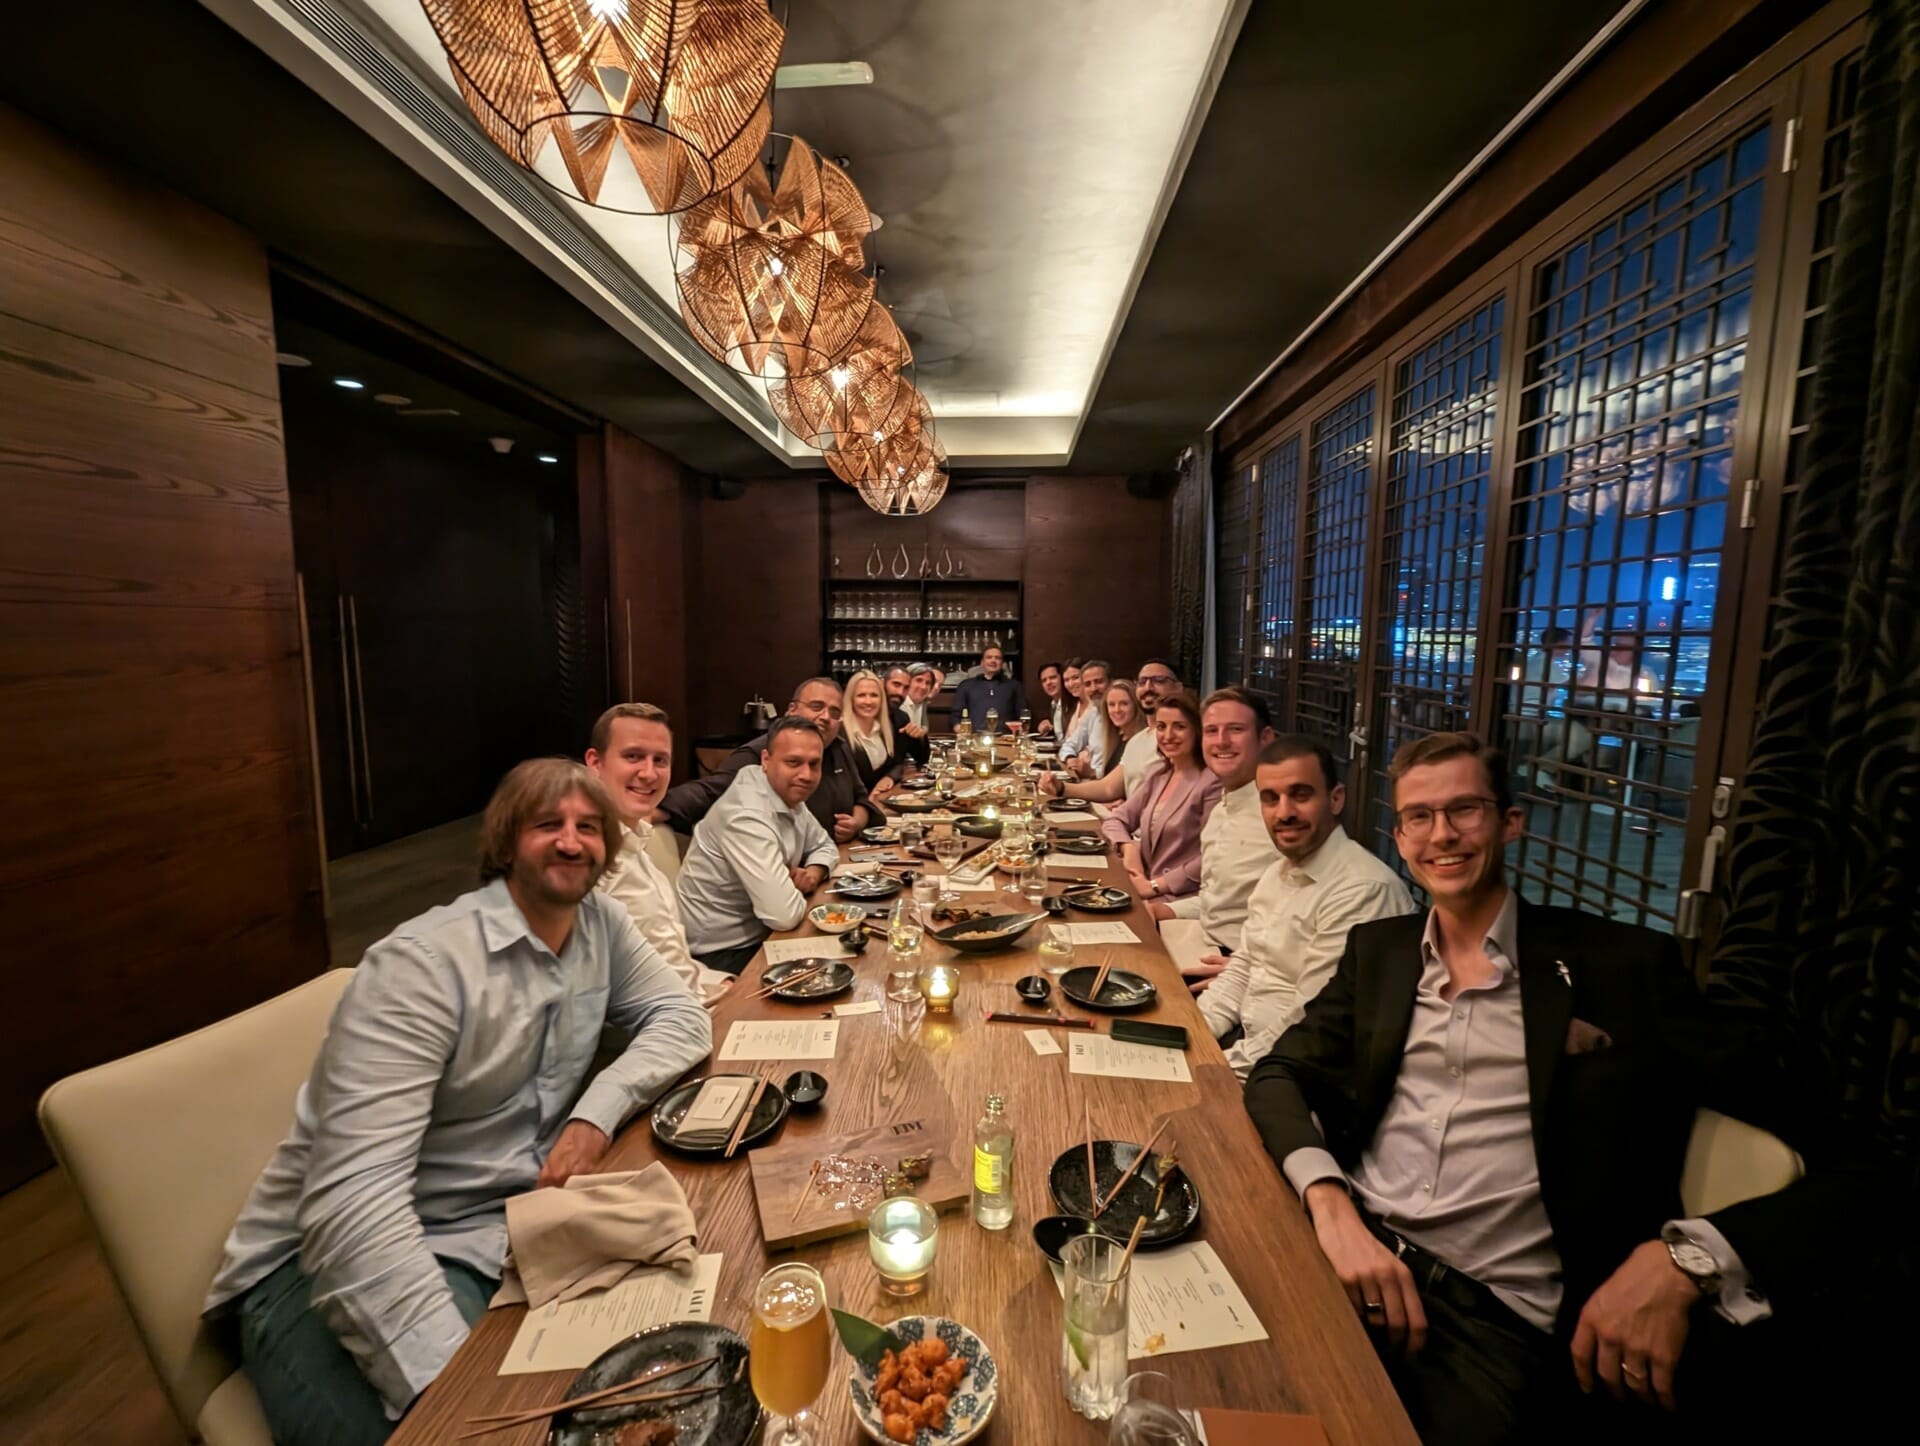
[
  {"xmin": 1169, "ymin": 434, "xmax": 1210, "ymax": 686},
  {"xmin": 1708, "ymin": 0, "xmax": 1920, "ymax": 1160}
]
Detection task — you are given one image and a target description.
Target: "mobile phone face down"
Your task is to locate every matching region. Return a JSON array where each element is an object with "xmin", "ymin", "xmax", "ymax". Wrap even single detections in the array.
[{"xmin": 1109, "ymin": 1019, "xmax": 1188, "ymax": 1050}]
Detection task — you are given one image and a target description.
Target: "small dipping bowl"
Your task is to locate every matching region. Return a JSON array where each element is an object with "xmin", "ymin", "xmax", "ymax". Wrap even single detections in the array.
[
  {"xmin": 783, "ymin": 1070, "xmax": 828, "ymax": 1111},
  {"xmin": 1014, "ymin": 974, "xmax": 1052, "ymax": 1003},
  {"xmin": 1032, "ymin": 1213, "xmax": 1121, "ymax": 1265},
  {"xmin": 1042, "ymin": 894, "xmax": 1069, "ymax": 917}
]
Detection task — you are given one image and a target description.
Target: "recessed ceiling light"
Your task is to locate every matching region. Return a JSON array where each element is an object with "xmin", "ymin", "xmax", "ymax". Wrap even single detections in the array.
[
  {"xmin": 373, "ymin": 393, "xmax": 412, "ymax": 406},
  {"xmin": 275, "ymin": 352, "xmax": 311, "ymax": 367},
  {"xmin": 333, "ymin": 377, "xmax": 365, "ymax": 390},
  {"xmin": 537, "ymin": 453, "xmax": 559, "ymax": 464}
]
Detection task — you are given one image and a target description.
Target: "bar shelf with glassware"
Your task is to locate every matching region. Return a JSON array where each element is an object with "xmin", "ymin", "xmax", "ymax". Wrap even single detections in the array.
[{"xmin": 822, "ymin": 579, "xmax": 1022, "ymax": 684}]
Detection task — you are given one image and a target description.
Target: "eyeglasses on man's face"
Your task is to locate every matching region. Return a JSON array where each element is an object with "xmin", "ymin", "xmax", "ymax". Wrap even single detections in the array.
[
  {"xmin": 1136, "ymin": 673, "xmax": 1177, "ymax": 689},
  {"xmin": 1393, "ymin": 796, "xmax": 1498, "ymax": 839}
]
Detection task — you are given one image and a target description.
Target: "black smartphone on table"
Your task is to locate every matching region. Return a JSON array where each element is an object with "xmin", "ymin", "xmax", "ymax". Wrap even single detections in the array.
[{"xmin": 1108, "ymin": 1019, "xmax": 1188, "ymax": 1050}]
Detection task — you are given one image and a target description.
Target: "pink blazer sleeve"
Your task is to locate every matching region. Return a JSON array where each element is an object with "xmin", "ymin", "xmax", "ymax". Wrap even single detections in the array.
[{"xmin": 1100, "ymin": 761, "xmax": 1166, "ymax": 845}]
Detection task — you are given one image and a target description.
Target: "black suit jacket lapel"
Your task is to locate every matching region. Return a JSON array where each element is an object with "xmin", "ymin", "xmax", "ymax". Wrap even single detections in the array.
[
  {"xmin": 1516, "ymin": 902, "xmax": 1574, "ymax": 1164},
  {"xmin": 1361, "ymin": 917, "xmax": 1426, "ymax": 1126}
]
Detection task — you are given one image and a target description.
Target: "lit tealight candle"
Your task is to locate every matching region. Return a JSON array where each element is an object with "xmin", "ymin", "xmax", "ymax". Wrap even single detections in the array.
[
  {"xmin": 868, "ymin": 1196, "xmax": 939, "ymax": 1295},
  {"xmin": 917, "ymin": 959, "xmax": 961, "ymax": 1013}
]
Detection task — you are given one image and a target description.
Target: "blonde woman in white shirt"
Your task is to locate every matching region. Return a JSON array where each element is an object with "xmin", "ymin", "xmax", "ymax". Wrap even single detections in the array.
[
  {"xmin": 585, "ymin": 702, "xmax": 731, "ymax": 1001},
  {"xmin": 842, "ymin": 669, "xmax": 914, "ymax": 802}
]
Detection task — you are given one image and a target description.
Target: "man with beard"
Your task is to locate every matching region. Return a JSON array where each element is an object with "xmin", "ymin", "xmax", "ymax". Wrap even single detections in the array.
[
  {"xmin": 1200, "ymin": 735, "xmax": 1412, "ymax": 1078},
  {"xmin": 655, "ymin": 676, "xmax": 879, "ymax": 842},
  {"xmin": 676, "ymin": 717, "xmax": 842, "ymax": 974},
  {"xmin": 882, "ymin": 664, "xmax": 931, "ymax": 764},
  {"xmin": 586, "ymin": 702, "xmax": 730, "ymax": 1001},
  {"xmin": 1041, "ymin": 660, "xmax": 1183, "ymax": 804},
  {"xmin": 205, "ymin": 760, "xmax": 711, "ymax": 1446}
]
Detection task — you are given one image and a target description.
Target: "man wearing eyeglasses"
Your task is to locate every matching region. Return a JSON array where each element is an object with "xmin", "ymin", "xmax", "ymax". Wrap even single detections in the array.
[
  {"xmin": 1245, "ymin": 731, "xmax": 1818, "ymax": 1444},
  {"xmin": 1040, "ymin": 660, "xmax": 1183, "ymax": 804}
]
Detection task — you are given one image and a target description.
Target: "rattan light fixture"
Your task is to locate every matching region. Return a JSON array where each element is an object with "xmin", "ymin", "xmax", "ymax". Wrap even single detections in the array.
[
  {"xmin": 673, "ymin": 134, "xmax": 876, "ymax": 377},
  {"xmin": 770, "ymin": 304, "xmax": 914, "ymax": 450},
  {"xmin": 420, "ymin": 0, "xmax": 784, "ymax": 214},
  {"xmin": 828, "ymin": 408, "xmax": 948, "ymax": 516}
]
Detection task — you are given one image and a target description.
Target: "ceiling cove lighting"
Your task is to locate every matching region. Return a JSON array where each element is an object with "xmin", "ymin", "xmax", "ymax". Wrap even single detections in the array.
[
  {"xmin": 673, "ymin": 133, "xmax": 875, "ymax": 377},
  {"xmin": 333, "ymin": 377, "xmax": 366, "ymax": 390},
  {"xmin": 537, "ymin": 453, "xmax": 560, "ymax": 463},
  {"xmin": 419, "ymin": 0, "xmax": 784, "ymax": 214}
]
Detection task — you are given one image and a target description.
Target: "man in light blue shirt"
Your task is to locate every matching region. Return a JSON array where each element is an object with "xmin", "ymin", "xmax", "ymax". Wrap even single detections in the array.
[
  {"xmin": 205, "ymin": 759, "xmax": 711, "ymax": 1445},
  {"xmin": 1057, "ymin": 658, "xmax": 1113, "ymax": 774}
]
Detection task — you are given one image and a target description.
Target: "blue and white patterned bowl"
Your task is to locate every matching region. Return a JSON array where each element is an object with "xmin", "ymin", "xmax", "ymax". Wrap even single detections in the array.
[{"xmin": 847, "ymin": 1315, "xmax": 997, "ymax": 1445}]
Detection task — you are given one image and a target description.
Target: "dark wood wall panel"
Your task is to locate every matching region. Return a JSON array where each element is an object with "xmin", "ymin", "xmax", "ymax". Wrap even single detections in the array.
[
  {"xmin": 825, "ymin": 483, "xmax": 1028, "ymax": 582},
  {"xmin": 1024, "ymin": 476, "xmax": 1173, "ymax": 685},
  {"xmin": 0, "ymin": 103, "xmax": 326, "ymax": 1188},
  {"xmin": 691, "ymin": 481, "xmax": 823, "ymax": 737},
  {"xmin": 600, "ymin": 425, "xmax": 701, "ymax": 763}
]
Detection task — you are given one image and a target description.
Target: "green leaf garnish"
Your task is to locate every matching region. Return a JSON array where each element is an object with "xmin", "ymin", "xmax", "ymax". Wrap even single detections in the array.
[{"xmin": 831, "ymin": 1307, "xmax": 905, "ymax": 1367}]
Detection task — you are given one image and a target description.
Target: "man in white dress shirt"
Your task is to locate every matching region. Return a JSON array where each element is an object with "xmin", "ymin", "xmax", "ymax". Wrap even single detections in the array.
[
  {"xmin": 901, "ymin": 664, "xmax": 936, "ymax": 731},
  {"xmin": 1200, "ymin": 735, "xmax": 1414, "ymax": 1077},
  {"xmin": 676, "ymin": 717, "xmax": 841, "ymax": 974},
  {"xmin": 585, "ymin": 702, "xmax": 730, "ymax": 1002},
  {"xmin": 1151, "ymin": 688, "xmax": 1276, "ymax": 984},
  {"xmin": 1041, "ymin": 660, "xmax": 1182, "ymax": 805}
]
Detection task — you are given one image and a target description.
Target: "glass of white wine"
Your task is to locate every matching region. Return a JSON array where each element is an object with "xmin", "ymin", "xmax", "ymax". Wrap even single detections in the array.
[
  {"xmin": 1039, "ymin": 922, "xmax": 1076, "ymax": 972},
  {"xmin": 750, "ymin": 1263, "xmax": 832, "ymax": 1446}
]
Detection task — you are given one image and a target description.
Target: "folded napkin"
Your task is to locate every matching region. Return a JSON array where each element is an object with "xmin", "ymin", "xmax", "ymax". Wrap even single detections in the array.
[{"xmin": 492, "ymin": 1162, "xmax": 698, "ymax": 1309}]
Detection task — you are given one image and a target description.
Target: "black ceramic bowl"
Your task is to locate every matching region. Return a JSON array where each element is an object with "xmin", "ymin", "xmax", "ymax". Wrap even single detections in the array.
[
  {"xmin": 783, "ymin": 1070, "xmax": 828, "ymax": 1110},
  {"xmin": 1014, "ymin": 974, "xmax": 1052, "ymax": 1003}
]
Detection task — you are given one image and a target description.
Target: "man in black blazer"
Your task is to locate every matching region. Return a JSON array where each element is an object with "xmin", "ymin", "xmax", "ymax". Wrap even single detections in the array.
[{"xmin": 1244, "ymin": 732, "xmax": 1857, "ymax": 1444}]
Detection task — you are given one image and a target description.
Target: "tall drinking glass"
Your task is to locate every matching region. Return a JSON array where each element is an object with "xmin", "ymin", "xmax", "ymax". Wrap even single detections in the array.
[
  {"xmin": 1020, "ymin": 856, "xmax": 1049, "ymax": 912},
  {"xmin": 932, "ymin": 832, "xmax": 965, "ymax": 901},
  {"xmin": 1062, "ymin": 1234, "xmax": 1131, "ymax": 1419},
  {"xmin": 750, "ymin": 1263, "xmax": 831, "ymax": 1445},
  {"xmin": 1109, "ymin": 1372, "xmax": 1199, "ymax": 1445},
  {"xmin": 1039, "ymin": 922, "xmax": 1076, "ymax": 972}
]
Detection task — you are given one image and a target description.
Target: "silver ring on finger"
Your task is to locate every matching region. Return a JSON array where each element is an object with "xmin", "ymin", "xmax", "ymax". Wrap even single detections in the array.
[{"xmin": 1622, "ymin": 1365, "xmax": 1648, "ymax": 1382}]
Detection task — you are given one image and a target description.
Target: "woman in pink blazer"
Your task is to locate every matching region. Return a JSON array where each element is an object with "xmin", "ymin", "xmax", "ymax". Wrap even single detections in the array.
[{"xmin": 1099, "ymin": 691, "xmax": 1222, "ymax": 903}]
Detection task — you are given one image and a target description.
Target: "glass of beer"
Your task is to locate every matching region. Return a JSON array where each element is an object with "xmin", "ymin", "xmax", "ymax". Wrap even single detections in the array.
[{"xmin": 750, "ymin": 1262, "xmax": 831, "ymax": 1445}]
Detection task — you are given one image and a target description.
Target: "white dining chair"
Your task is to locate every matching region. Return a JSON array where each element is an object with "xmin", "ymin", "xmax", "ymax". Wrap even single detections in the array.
[
  {"xmin": 38, "ymin": 968, "xmax": 353, "ymax": 1446},
  {"xmin": 1680, "ymin": 1106, "xmax": 1804, "ymax": 1217}
]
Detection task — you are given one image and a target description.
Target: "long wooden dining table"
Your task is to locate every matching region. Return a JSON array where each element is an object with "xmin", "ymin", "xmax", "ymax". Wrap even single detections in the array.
[{"xmin": 391, "ymin": 799, "xmax": 1418, "ymax": 1445}]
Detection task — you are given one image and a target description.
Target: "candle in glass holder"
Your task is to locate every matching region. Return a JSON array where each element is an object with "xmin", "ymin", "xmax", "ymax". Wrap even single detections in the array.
[
  {"xmin": 868, "ymin": 1196, "xmax": 939, "ymax": 1296},
  {"xmin": 917, "ymin": 958, "xmax": 961, "ymax": 1013}
]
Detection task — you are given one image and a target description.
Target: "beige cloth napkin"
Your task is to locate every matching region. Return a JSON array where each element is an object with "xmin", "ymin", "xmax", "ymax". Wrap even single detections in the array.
[{"xmin": 491, "ymin": 1161, "xmax": 699, "ymax": 1309}]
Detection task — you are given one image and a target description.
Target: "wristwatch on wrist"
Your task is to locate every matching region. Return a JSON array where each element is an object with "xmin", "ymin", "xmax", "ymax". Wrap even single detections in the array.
[{"xmin": 1661, "ymin": 1227, "xmax": 1722, "ymax": 1297}]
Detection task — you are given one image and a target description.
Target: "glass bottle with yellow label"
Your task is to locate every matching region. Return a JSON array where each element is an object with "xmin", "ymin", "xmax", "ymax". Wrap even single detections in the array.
[{"xmin": 971, "ymin": 1093, "xmax": 1015, "ymax": 1230}]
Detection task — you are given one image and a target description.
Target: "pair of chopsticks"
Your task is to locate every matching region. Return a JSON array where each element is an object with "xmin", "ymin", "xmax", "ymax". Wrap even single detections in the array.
[
  {"xmin": 1093, "ymin": 1118, "xmax": 1168, "ymax": 1217},
  {"xmin": 457, "ymin": 1355, "xmax": 733, "ymax": 1437},
  {"xmin": 1101, "ymin": 1144, "xmax": 1180, "ymax": 1307},
  {"xmin": 741, "ymin": 961, "xmax": 829, "ymax": 1004},
  {"xmin": 1088, "ymin": 953, "xmax": 1116, "ymax": 1001},
  {"xmin": 724, "ymin": 1073, "xmax": 772, "ymax": 1159}
]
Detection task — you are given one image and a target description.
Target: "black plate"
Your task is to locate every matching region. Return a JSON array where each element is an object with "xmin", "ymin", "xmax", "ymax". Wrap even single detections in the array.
[
  {"xmin": 1042, "ymin": 795, "xmax": 1091, "ymax": 812},
  {"xmin": 549, "ymin": 1322, "xmax": 758, "ymax": 1446},
  {"xmin": 955, "ymin": 813, "xmax": 1004, "ymax": 839},
  {"xmin": 1047, "ymin": 1142, "xmax": 1202, "ymax": 1248},
  {"xmin": 761, "ymin": 958, "xmax": 856, "ymax": 1001},
  {"xmin": 650, "ymin": 1074, "xmax": 791, "ymax": 1156},
  {"xmin": 890, "ymin": 793, "xmax": 947, "ymax": 813},
  {"xmin": 903, "ymin": 777, "xmax": 936, "ymax": 790},
  {"xmin": 1049, "ymin": 833, "xmax": 1106, "ymax": 855},
  {"xmin": 859, "ymin": 825, "xmax": 902, "ymax": 844},
  {"xmin": 831, "ymin": 872, "xmax": 903, "ymax": 901},
  {"xmin": 1059, "ymin": 966, "xmax": 1157, "ymax": 1012},
  {"xmin": 1062, "ymin": 885, "xmax": 1132, "ymax": 913}
]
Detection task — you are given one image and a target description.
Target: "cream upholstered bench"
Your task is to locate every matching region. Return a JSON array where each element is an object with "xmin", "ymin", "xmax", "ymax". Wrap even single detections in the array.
[
  {"xmin": 1680, "ymin": 1106, "xmax": 1804, "ymax": 1217},
  {"xmin": 39, "ymin": 968, "xmax": 353, "ymax": 1446}
]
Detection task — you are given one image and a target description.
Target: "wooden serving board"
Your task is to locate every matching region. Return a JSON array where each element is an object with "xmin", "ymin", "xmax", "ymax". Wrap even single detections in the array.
[{"xmin": 749, "ymin": 1115, "xmax": 970, "ymax": 1250}]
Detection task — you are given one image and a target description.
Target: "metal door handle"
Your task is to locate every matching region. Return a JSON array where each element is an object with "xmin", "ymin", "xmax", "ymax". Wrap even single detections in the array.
[
  {"xmin": 347, "ymin": 594, "xmax": 374, "ymax": 822},
  {"xmin": 1676, "ymin": 824, "xmax": 1726, "ymax": 939}
]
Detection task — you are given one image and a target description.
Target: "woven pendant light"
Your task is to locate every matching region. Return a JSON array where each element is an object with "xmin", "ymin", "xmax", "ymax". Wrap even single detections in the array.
[
  {"xmin": 673, "ymin": 134, "xmax": 876, "ymax": 377},
  {"xmin": 823, "ymin": 381, "xmax": 935, "ymax": 482},
  {"xmin": 838, "ymin": 424, "xmax": 949, "ymax": 516},
  {"xmin": 770, "ymin": 305, "xmax": 915, "ymax": 450},
  {"xmin": 420, "ymin": 0, "xmax": 783, "ymax": 214}
]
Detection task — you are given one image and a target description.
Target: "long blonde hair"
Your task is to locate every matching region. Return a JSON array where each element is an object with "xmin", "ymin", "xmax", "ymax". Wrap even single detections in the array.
[
  {"xmin": 842, "ymin": 669, "xmax": 895, "ymax": 757},
  {"xmin": 478, "ymin": 759, "xmax": 622, "ymax": 886}
]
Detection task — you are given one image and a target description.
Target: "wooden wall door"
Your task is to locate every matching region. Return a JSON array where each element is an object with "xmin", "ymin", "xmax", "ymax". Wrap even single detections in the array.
[{"xmin": 0, "ymin": 104, "xmax": 327, "ymax": 1186}]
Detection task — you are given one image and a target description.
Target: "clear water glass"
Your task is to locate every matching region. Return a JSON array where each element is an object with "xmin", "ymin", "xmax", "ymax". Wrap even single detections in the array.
[
  {"xmin": 1021, "ymin": 857, "xmax": 1048, "ymax": 911},
  {"xmin": 1038, "ymin": 922, "xmax": 1076, "ymax": 972},
  {"xmin": 912, "ymin": 873, "xmax": 941, "ymax": 927},
  {"xmin": 1108, "ymin": 1373, "xmax": 1199, "ymax": 1445},
  {"xmin": 1062, "ymin": 1233, "xmax": 1131, "ymax": 1419}
]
